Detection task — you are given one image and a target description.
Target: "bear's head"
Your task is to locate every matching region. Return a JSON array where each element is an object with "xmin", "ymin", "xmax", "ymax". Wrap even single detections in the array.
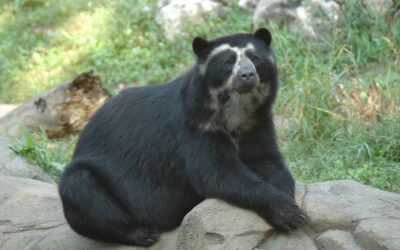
[
  {"xmin": 192, "ymin": 28, "xmax": 277, "ymax": 96},
  {"xmin": 190, "ymin": 28, "xmax": 278, "ymax": 133}
]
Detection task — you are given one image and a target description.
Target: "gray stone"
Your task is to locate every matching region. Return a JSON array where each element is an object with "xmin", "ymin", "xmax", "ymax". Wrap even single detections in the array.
[
  {"xmin": 0, "ymin": 104, "xmax": 17, "ymax": 118},
  {"xmin": 175, "ymin": 199, "xmax": 272, "ymax": 250},
  {"xmin": 303, "ymin": 180, "xmax": 400, "ymax": 232},
  {"xmin": 354, "ymin": 218, "xmax": 400, "ymax": 250},
  {"xmin": 253, "ymin": 0, "xmax": 341, "ymax": 38},
  {"xmin": 250, "ymin": 0, "xmax": 394, "ymax": 39},
  {"xmin": 295, "ymin": 181, "xmax": 307, "ymax": 208},
  {"xmin": 253, "ymin": 0, "xmax": 317, "ymax": 38},
  {"xmin": 0, "ymin": 138, "xmax": 54, "ymax": 183},
  {"xmin": 1, "ymin": 175, "xmax": 400, "ymax": 249},
  {"xmin": 239, "ymin": 0, "xmax": 260, "ymax": 10},
  {"xmin": 157, "ymin": 0, "xmax": 223, "ymax": 40},
  {"xmin": 316, "ymin": 230, "xmax": 363, "ymax": 250},
  {"xmin": 258, "ymin": 230, "xmax": 318, "ymax": 250},
  {"xmin": 0, "ymin": 176, "xmax": 177, "ymax": 250}
]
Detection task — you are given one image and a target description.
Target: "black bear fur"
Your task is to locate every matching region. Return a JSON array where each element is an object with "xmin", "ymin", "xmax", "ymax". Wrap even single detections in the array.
[{"xmin": 58, "ymin": 28, "xmax": 305, "ymax": 247}]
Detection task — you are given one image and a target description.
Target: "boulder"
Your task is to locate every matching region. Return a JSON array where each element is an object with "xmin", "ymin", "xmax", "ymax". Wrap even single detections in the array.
[
  {"xmin": 253, "ymin": 0, "xmax": 341, "ymax": 38},
  {"xmin": 1, "ymin": 175, "xmax": 399, "ymax": 250},
  {"xmin": 257, "ymin": 230, "xmax": 318, "ymax": 249},
  {"xmin": 0, "ymin": 176, "xmax": 177, "ymax": 250},
  {"xmin": 176, "ymin": 180, "xmax": 400, "ymax": 250},
  {"xmin": 303, "ymin": 180, "xmax": 400, "ymax": 233},
  {"xmin": 354, "ymin": 218, "xmax": 400, "ymax": 250},
  {"xmin": 156, "ymin": 0, "xmax": 223, "ymax": 40},
  {"xmin": 239, "ymin": 0, "xmax": 260, "ymax": 9},
  {"xmin": 0, "ymin": 104, "xmax": 17, "ymax": 118},
  {"xmin": 248, "ymin": 0, "xmax": 394, "ymax": 39},
  {"xmin": 0, "ymin": 139, "xmax": 54, "ymax": 183},
  {"xmin": 175, "ymin": 199, "xmax": 271, "ymax": 250},
  {"xmin": 316, "ymin": 230, "xmax": 363, "ymax": 250}
]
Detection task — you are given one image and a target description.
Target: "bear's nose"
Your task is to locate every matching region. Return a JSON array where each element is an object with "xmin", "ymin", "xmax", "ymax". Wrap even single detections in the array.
[
  {"xmin": 238, "ymin": 66, "xmax": 256, "ymax": 83},
  {"xmin": 240, "ymin": 71, "xmax": 255, "ymax": 81}
]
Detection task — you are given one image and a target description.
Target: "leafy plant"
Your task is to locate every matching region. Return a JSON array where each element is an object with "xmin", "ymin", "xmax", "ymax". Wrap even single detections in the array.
[{"xmin": 10, "ymin": 128, "xmax": 76, "ymax": 180}]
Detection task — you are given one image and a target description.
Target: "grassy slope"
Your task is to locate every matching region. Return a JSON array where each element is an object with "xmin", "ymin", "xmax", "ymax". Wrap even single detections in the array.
[{"xmin": 2, "ymin": 0, "xmax": 399, "ymax": 192}]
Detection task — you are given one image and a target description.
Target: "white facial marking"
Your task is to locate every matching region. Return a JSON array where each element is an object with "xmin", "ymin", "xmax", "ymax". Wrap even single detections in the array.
[
  {"xmin": 199, "ymin": 44, "xmax": 231, "ymax": 75},
  {"xmin": 199, "ymin": 42, "xmax": 271, "ymax": 139},
  {"xmin": 224, "ymin": 43, "xmax": 257, "ymax": 87},
  {"xmin": 209, "ymin": 44, "xmax": 232, "ymax": 58},
  {"xmin": 200, "ymin": 43, "xmax": 256, "ymax": 75}
]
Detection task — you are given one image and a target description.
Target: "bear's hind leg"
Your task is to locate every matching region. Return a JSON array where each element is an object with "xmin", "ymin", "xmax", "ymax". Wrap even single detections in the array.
[{"xmin": 59, "ymin": 166, "xmax": 159, "ymax": 246}]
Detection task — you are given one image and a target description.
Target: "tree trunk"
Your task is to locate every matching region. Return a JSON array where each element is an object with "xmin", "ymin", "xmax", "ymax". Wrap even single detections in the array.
[{"xmin": 0, "ymin": 71, "xmax": 111, "ymax": 138}]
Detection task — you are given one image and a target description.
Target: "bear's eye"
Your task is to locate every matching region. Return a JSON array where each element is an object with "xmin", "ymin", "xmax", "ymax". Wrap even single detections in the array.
[
  {"xmin": 246, "ymin": 51, "xmax": 260, "ymax": 63},
  {"xmin": 224, "ymin": 56, "xmax": 236, "ymax": 65},
  {"xmin": 249, "ymin": 54, "xmax": 260, "ymax": 62}
]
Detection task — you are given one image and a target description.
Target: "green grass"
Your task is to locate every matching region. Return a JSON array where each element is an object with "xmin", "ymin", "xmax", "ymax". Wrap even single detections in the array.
[
  {"xmin": 1, "ymin": 0, "xmax": 399, "ymax": 192},
  {"xmin": 9, "ymin": 128, "xmax": 77, "ymax": 180},
  {"xmin": 283, "ymin": 117, "xmax": 400, "ymax": 193}
]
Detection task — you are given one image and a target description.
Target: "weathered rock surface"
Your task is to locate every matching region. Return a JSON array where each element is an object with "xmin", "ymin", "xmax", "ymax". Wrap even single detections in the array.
[
  {"xmin": 0, "ymin": 176, "xmax": 399, "ymax": 250},
  {"xmin": 0, "ymin": 176, "xmax": 177, "ymax": 250},
  {"xmin": 303, "ymin": 180, "xmax": 400, "ymax": 234},
  {"xmin": 0, "ymin": 104, "xmax": 17, "ymax": 118},
  {"xmin": 354, "ymin": 218, "xmax": 400, "ymax": 250},
  {"xmin": 316, "ymin": 230, "xmax": 363, "ymax": 250},
  {"xmin": 176, "ymin": 180, "xmax": 400, "ymax": 250},
  {"xmin": 175, "ymin": 199, "xmax": 271, "ymax": 250},
  {"xmin": 0, "ymin": 139, "xmax": 54, "ymax": 183},
  {"xmin": 253, "ymin": 0, "xmax": 341, "ymax": 38},
  {"xmin": 258, "ymin": 229, "xmax": 319, "ymax": 249},
  {"xmin": 239, "ymin": 0, "xmax": 260, "ymax": 10},
  {"xmin": 157, "ymin": 0, "xmax": 223, "ymax": 40},
  {"xmin": 241, "ymin": 0, "xmax": 394, "ymax": 39}
]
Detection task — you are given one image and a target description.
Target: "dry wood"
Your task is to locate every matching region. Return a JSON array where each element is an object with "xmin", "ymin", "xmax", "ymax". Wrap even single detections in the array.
[{"xmin": 0, "ymin": 71, "xmax": 110, "ymax": 138}]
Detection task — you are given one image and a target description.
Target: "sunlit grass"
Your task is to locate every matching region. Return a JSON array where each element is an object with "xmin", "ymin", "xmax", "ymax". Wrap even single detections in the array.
[
  {"xmin": 1, "ymin": 0, "xmax": 399, "ymax": 191},
  {"xmin": 11, "ymin": 7, "xmax": 112, "ymax": 100},
  {"xmin": 0, "ymin": 4, "xmax": 14, "ymax": 30}
]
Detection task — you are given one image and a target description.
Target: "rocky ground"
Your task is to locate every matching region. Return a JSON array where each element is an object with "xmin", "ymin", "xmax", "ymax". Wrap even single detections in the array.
[
  {"xmin": 0, "ymin": 167, "xmax": 399, "ymax": 249},
  {"xmin": 0, "ymin": 103, "xmax": 400, "ymax": 249}
]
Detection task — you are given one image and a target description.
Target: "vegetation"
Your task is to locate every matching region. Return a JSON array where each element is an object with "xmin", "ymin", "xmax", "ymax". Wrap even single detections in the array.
[
  {"xmin": 1, "ymin": 0, "xmax": 399, "ymax": 192},
  {"xmin": 10, "ymin": 128, "xmax": 77, "ymax": 180}
]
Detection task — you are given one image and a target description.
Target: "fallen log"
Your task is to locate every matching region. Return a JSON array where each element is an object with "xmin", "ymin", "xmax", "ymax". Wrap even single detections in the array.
[{"xmin": 0, "ymin": 71, "xmax": 111, "ymax": 138}]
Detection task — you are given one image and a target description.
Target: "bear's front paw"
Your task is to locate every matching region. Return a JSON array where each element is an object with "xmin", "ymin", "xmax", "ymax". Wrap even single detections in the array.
[{"xmin": 260, "ymin": 199, "xmax": 305, "ymax": 233}]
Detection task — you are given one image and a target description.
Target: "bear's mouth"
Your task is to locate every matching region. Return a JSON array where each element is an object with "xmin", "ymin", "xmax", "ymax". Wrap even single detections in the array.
[{"xmin": 235, "ymin": 84, "xmax": 255, "ymax": 93}]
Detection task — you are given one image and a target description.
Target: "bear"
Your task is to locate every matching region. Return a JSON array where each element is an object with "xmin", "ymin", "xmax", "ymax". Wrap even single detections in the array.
[{"xmin": 58, "ymin": 28, "xmax": 305, "ymax": 247}]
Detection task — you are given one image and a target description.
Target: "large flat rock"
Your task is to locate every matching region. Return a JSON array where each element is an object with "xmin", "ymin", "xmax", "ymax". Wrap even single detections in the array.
[
  {"xmin": 0, "ymin": 175, "xmax": 399, "ymax": 249},
  {"xmin": 303, "ymin": 180, "xmax": 400, "ymax": 233}
]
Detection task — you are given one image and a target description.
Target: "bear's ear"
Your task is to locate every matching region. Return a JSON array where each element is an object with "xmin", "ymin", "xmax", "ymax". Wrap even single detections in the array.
[
  {"xmin": 192, "ymin": 37, "xmax": 209, "ymax": 57},
  {"xmin": 254, "ymin": 28, "xmax": 272, "ymax": 46}
]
